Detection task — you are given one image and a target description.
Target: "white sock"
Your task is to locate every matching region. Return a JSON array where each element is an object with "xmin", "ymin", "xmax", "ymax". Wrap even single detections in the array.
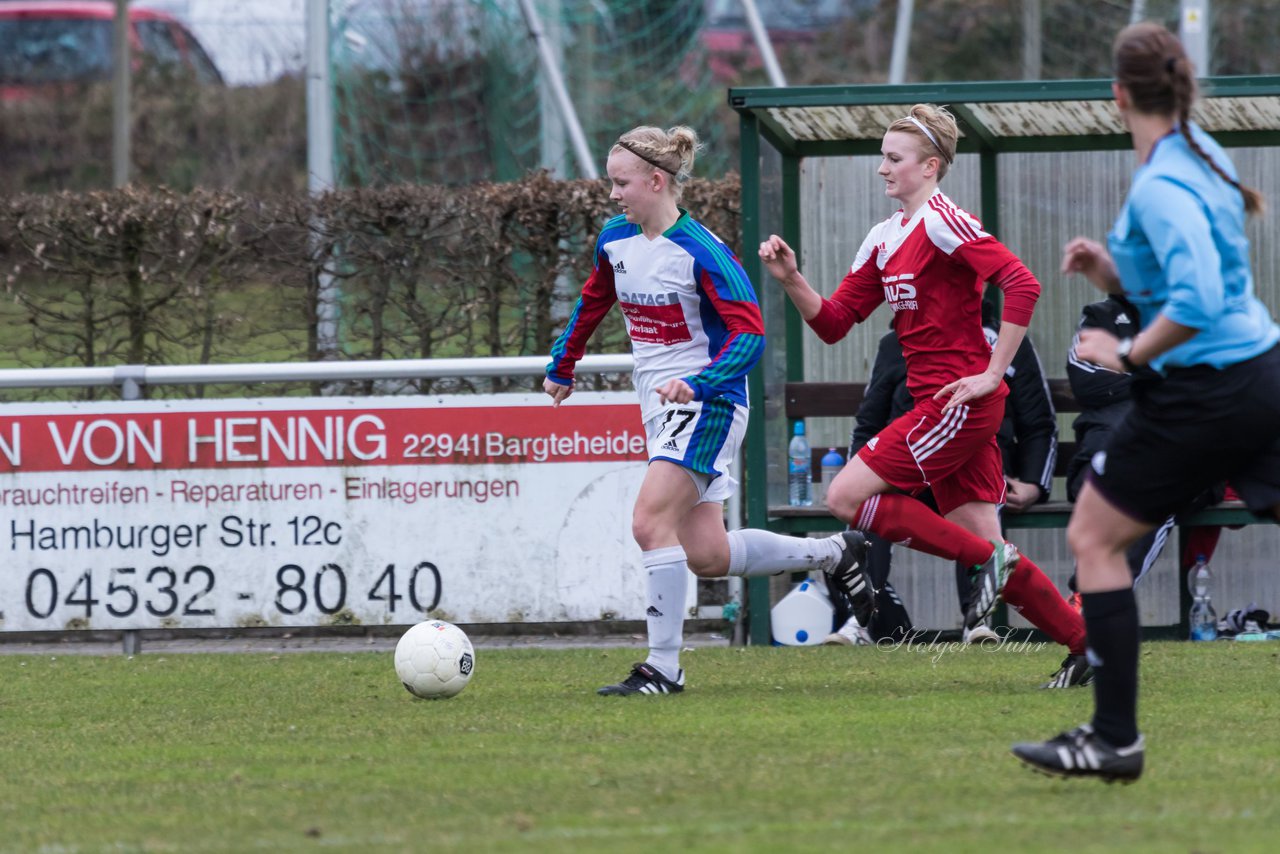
[
  {"xmin": 726, "ymin": 529, "xmax": 844, "ymax": 577},
  {"xmin": 643, "ymin": 546, "xmax": 688, "ymax": 682}
]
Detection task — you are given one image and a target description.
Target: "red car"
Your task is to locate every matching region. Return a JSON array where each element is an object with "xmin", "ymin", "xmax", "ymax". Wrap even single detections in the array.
[
  {"xmin": 700, "ymin": 0, "xmax": 866, "ymax": 82},
  {"xmin": 0, "ymin": 0, "xmax": 222, "ymax": 101}
]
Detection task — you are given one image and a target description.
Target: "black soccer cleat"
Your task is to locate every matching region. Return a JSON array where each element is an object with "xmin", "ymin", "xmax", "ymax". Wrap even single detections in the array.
[
  {"xmin": 597, "ymin": 662, "xmax": 685, "ymax": 697},
  {"xmin": 1012, "ymin": 724, "xmax": 1144, "ymax": 783},
  {"xmin": 824, "ymin": 531, "xmax": 876, "ymax": 627},
  {"xmin": 964, "ymin": 541, "xmax": 1020, "ymax": 631},
  {"xmin": 1041, "ymin": 654, "xmax": 1095, "ymax": 689}
]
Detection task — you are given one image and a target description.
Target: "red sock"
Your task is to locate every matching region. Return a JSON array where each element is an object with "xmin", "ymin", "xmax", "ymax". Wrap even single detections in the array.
[
  {"xmin": 1003, "ymin": 553, "xmax": 1087, "ymax": 655},
  {"xmin": 851, "ymin": 493, "xmax": 994, "ymax": 567}
]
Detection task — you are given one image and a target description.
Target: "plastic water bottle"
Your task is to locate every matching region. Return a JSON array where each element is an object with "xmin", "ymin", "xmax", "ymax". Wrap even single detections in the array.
[
  {"xmin": 817, "ymin": 447, "xmax": 845, "ymax": 505},
  {"xmin": 1187, "ymin": 555, "xmax": 1218, "ymax": 641},
  {"xmin": 787, "ymin": 422, "xmax": 812, "ymax": 506}
]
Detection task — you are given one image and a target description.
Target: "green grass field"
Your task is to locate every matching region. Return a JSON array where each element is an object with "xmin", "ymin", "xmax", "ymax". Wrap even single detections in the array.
[{"xmin": 1, "ymin": 640, "xmax": 1276, "ymax": 853}]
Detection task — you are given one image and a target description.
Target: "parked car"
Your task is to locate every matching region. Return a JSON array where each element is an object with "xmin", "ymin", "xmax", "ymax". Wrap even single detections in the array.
[
  {"xmin": 700, "ymin": 0, "xmax": 869, "ymax": 82},
  {"xmin": 0, "ymin": 0, "xmax": 222, "ymax": 101}
]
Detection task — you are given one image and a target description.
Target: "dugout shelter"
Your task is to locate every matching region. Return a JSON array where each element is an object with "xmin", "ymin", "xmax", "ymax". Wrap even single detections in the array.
[{"xmin": 730, "ymin": 78, "xmax": 1280, "ymax": 645}]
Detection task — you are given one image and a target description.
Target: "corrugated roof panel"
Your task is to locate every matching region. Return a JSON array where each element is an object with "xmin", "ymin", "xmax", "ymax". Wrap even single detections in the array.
[
  {"xmin": 1194, "ymin": 96, "xmax": 1280, "ymax": 132},
  {"xmin": 973, "ymin": 96, "xmax": 1280, "ymax": 137},
  {"xmin": 768, "ymin": 104, "xmax": 922, "ymax": 142},
  {"xmin": 734, "ymin": 78, "xmax": 1280, "ymax": 145},
  {"xmin": 965, "ymin": 100, "xmax": 1123, "ymax": 136},
  {"xmin": 755, "ymin": 89, "xmax": 1280, "ymax": 143}
]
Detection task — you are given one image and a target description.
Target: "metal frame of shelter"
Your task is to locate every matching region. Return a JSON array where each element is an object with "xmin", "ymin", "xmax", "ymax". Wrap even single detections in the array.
[{"xmin": 730, "ymin": 76, "xmax": 1280, "ymax": 645}]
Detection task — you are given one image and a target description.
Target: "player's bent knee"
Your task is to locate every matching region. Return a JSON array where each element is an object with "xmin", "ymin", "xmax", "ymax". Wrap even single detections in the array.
[
  {"xmin": 685, "ymin": 557, "xmax": 726, "ymax": 579},
  {"xmin": 1065, "ymin": 514, "xmax": 1092, "ymax": 556},
  {"xmin": 824, "ymin": 481, "xmax": 864, "ymax": 522},
  {"xmin": 681, "ymin": 538, "xmax": 729, "ymax": 577},
  {"xmin": 631, "ymin": 517, "xmax": 670, "ymax": 552},
  {"xmin": 1067, "ymin": 512, "xmax": 1118, "ymax": 561}
]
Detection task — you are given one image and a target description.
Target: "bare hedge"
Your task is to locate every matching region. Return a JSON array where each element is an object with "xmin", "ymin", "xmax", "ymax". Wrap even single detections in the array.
[
  {"xmin": 0, "ymin": 77, "xmax": 307, "ymax": 196},
  {"xmin": 0, "ymin": 173, "xmax": 742, "ymax": 399}
]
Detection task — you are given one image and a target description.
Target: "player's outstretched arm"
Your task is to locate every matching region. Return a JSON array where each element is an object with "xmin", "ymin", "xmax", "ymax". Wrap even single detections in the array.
[
  {"xmin": 758, "ymin": 234, "xmax": 823, "ymax": 320},
  {"xmin": 1061, "ymin": 237, "xmax": 1122, "ymax": 294}
]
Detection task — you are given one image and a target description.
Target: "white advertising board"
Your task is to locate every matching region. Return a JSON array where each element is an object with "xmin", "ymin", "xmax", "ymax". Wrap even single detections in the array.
[{"xmin": 0, "ymin": 393, "xmax": 658, "ymax": 631}]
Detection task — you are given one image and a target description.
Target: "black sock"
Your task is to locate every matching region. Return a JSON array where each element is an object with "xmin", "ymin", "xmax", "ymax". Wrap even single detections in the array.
[{"xmin": 1083, "ymin": 587, "xmax": 1141, "ymax": 747}]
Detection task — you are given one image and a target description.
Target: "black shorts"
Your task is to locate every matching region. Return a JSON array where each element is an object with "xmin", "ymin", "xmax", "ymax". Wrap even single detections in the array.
[{"xmin": 1087, "ymin": 344, "xmax": 1280, "ymax": 524}]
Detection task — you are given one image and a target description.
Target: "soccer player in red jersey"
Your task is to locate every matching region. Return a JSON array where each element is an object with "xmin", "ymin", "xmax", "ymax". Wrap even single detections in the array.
[{"xmin": 759, "ymin": 104, "xmax": 1088, "ymax": 683}]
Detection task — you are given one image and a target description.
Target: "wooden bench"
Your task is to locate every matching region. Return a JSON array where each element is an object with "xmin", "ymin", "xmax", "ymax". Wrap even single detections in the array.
[{"xmin": 765, "ymin": 379, "xmax": 1263, "ymax": 638}]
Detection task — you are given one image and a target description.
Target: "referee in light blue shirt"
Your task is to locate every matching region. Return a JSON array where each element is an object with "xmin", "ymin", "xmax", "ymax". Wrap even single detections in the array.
[
  {"xmin": 1112, "ymin": 124, "xmax": 1278, "ymax": 374},
  {"xmin": 1012, "ymin": 21, "xmax": 1280, "ymax": 783}
]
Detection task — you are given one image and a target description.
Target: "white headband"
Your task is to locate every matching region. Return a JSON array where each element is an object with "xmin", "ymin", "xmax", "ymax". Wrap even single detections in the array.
[{"xmin": 905, "ymin": 116, "xmax": 952, "ymax": 163}]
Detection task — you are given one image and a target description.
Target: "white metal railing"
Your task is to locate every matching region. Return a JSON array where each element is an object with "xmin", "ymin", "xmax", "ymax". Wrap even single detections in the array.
[{"xmin": 0, "ymin": 354, "xmax": 636, "ymax": 395}]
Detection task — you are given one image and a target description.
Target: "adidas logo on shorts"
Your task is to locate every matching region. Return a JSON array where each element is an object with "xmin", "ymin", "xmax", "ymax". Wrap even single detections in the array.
[{"xmin": 661, "ymin": 440, "xmax": 680, "ymax": 451}]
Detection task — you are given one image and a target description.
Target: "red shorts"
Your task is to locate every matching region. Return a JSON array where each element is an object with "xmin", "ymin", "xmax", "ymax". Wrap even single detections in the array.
[{"xmin": 856, "ymin": 394, "xmax": 1006, "ymax": 516}]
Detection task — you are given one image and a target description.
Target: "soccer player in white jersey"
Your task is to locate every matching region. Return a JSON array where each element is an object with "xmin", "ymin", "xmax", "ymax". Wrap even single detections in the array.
[
  {"xmin": 759, "ymin": 105, "xmax": 1090, "ymax": 683},
  {"xmin": 545, "ymin": 125, "xmax": 867, "ymax": 696}
]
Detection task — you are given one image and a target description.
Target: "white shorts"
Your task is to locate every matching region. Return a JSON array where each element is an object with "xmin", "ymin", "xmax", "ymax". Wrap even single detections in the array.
[{"xmin": 645, "ymin": 397, "xmax": 748, "ymax": 504}]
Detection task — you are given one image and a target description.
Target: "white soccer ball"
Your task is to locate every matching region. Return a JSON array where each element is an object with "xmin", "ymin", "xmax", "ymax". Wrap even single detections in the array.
[{"xmin": 394, "ymin": 620, "xmax": 475, "ymax": 699}]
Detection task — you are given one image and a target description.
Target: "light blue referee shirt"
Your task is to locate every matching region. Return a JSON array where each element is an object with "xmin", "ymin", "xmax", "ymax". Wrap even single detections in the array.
[{"xmin": 1108, "ymin": 122, "xmax": 1279, "ymax": 372}]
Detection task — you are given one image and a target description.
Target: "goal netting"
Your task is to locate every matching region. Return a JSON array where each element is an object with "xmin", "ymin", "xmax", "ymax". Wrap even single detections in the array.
[{"xmin": 330, "ymin": 0, "xmax": 727, "ymax": 186}]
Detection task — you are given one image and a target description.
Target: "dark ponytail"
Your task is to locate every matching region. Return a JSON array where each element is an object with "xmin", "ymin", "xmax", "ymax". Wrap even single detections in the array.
[{"xmin": 1114, "ymin": 22, "xmax": 1264, "ymax": 217}]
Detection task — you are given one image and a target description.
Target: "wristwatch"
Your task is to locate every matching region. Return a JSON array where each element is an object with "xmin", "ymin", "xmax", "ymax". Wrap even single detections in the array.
[{"xmin": 1115, "ymin": 337, "xmax": 1140, "ymax": 372}]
